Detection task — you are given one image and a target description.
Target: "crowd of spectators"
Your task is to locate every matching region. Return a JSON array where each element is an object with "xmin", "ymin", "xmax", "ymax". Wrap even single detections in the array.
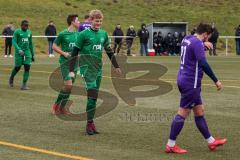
[
  {"xmin": 3, "ymin": 20, "xmax": 240, "ymax": 56},
  {"xmin": 153, "ymin": 31, "xmax": 186, "ymax": 56}
]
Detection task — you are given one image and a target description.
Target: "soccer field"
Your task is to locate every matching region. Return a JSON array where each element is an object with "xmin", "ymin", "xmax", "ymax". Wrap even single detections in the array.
[{"xmin": 0, "ymin": 55, "xmax": 239, "ymax": 160}]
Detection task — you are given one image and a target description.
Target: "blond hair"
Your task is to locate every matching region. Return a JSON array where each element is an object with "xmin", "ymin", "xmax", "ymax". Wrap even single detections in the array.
[{"xmin": 89, "ymin": 9, "xmax": 104, "ymax": 19}]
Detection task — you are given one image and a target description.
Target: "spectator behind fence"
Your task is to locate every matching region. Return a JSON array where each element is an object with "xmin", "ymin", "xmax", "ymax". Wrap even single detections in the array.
[
  {"xmin": 153, "ymin": 31, "xmax": 164, "ymax": 56},
  {"xmin": 157, "ymin": 31, "xmax": 165, "ymax": 55},
  {"xmin": 126, "ymin": 25, "xmax": 136, "ymax": 56},
  {"xmin": 78, "ymin": 14, "xmax": 91, "ymax": 32},
  {"xmin": 137, "ymin": 23, "xmax": 149, "ymax": 56},
  {"xmin": 2, "ymin": 23, "xmax": 14, "ymax": 58},
  {"xmin": 235, "ymin": 25, "xmax": 240, "ymax": 56},
  {"xmin": 179, "ymin": 31, "xmax": 186, "ymax": 43},
  {"xmin": 112, "ymin": 24, "xmax": 124, "ymax": 54},
  {"xmin": 173, "ymin": 32, "xmax": 181, "ymax": 55},
  {"xmin": 208, "ymin": 24, "xmax": 219, "ymax": 56},
  {"xmin": 153, "ymin": 32, "xmax": 159, "ymax": 55},
  {"xmin": 165, "ymin": 32, "xmax": 174, "ymax": 56},
  {"xmin": 45, "ymin": 20, "xmax": 57, "ymax": 57},
  {"xmin": 191, "ymin": 27, "xmax": 197, "ymax": 35}
]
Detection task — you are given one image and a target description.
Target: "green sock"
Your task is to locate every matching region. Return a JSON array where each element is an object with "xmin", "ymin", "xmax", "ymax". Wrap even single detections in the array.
[
  {"xmin": 55, "ymin": 90, "xmax": 70, "ymax": 107},
  {"xmin": 60, "ymin": 93, "xmax": 70, "ymax": 108},
  {"xmin": 86, "ymin": 98, "xmax": 97, "ymax": 121},
  {"xmin": 23, "ymin": 71, "xmax": 29, "ymax": 84},
  {"xmin": 10, "ymin": 66, "xmax": 21, "ymax": 79}
]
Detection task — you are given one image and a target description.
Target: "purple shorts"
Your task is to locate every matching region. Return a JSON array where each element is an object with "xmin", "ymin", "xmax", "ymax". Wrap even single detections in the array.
[{"xmin": 178, "ymin": 85, "xmax": 203, "ymax": 109}]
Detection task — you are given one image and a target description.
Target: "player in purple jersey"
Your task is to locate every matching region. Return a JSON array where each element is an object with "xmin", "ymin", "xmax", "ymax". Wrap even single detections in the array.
[
  {"xmin": 78, "ymin": 15, "xmax": 91, "ymax": 32},
  {"xmin": 165, "ymin": 23, "xmax": 227, "ymax": 154}
]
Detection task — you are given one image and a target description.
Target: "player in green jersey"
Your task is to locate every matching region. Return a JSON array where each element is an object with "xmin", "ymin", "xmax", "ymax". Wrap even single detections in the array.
[
  {"xmin": 69, "ymin": 10, "xmax": 122, "ymax": 135},
  {"xmin": 51, "ymin": 14, "xmax": 80, "ymax": 114},
  {"xmin": 9, "ymin": 20, "xmax": 35, "ymax": 90}
]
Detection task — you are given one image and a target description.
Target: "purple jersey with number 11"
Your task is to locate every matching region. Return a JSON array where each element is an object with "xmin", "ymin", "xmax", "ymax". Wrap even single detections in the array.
[
  {"xmin": 177, "ymin": 35, "xmax": 206, "ymax": 89},
  {"xmin": 78, "ymin": 22, "xmax": 91, "ymax": 32}
]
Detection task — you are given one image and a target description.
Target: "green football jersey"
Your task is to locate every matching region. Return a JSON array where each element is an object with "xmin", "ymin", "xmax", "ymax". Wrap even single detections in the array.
[
  {"xmin": 12, "ymin": 28, "xmax": 34, "ymax": 56},
  {"xmin": 54, "ymin": 29, "xmax": 78, "ymax": 63},
  {"xmin": 75, "ymin": 28, "xmax": 110, "ymax": 69}
]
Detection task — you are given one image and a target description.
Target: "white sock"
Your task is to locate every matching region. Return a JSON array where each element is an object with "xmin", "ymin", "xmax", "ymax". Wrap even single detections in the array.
[
  {"xmin": 167, "ymin": 139, "xmax": 176, "ymax": 147},
  {"xmin": 207, "ymin": 136, "xmax": 215, "ymax": 144}
]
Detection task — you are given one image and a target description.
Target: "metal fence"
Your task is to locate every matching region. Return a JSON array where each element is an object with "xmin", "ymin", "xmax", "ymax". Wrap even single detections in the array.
[
  {"xmin": 0, "ymin": 35, "xmax": 239, "ymax": 56},
  {"xmin": 219, "ymin": 36, "xmax": 240, "ymax": 56}
]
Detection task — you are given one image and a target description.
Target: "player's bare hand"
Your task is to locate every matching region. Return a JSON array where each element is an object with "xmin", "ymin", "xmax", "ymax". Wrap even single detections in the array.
[
  {"xmin": 19, "ymin": 50, "xmax": 25, "ymax": 56},
  {"xmin": 215, "ymin": 80, "xmax": 223, "ymax": 91},
  {"xmin": 68, "ymin": 72, "xmax": 75, "ymax": 78},
  {"xmin": 204, "ymin": 42, "xmax": 213, "ymax": 50},
  {"xmin": 114, "ymin": 68, "xmax": 122, "ymax": 75},
  {"xmin": 63, "ymin": 52, "xmax": 71, "ymax": 58}
]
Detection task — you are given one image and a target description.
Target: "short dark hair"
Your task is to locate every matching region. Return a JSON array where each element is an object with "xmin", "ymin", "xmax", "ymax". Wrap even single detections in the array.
[
  {"xmin": 196, "ymin": 23, "xmax": 213, "ymax": 34},
  {"xmin": 84, "ymin": 15, "xmax": 90, "ymax": 19},
  {"xmin": 21, "ymin": 20, "xmax": 29, "ymax": 26},
  {"xmin": 67, "ymin": 14, "xmax": 78, "ymax": 26}
]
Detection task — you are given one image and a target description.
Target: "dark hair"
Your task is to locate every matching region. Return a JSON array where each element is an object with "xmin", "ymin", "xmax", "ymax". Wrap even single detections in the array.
[
  {"xmin": 21, "ymin": 20, "xmax": 29, "ymax": 26},
  {"xmin": 84, "ymin": 15, "xmax": 90, "ymax": 19},
  {"xmin": 196, "ymin": 23, "xmax": 213, "ymax": 34},
  {"xmin": 67, "ymin": 14, "xmax": 78, "ymax": 26}
]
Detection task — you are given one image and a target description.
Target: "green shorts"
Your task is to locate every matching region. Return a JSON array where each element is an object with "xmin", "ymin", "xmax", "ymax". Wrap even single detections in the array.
[
  {"xmin": 80, "ymin": 66, "xmax": 102, "ymax": 90},
  {"xmin": 82, "ymin": 74, "xmax": 102, "ymax": 90},
  {"xmin": 14, "ymin": 54, "xmax": 32, "ymax": 67},
  {"xmin": 59, "ymin": 57, "xmax": 78, "ymax": 81}
]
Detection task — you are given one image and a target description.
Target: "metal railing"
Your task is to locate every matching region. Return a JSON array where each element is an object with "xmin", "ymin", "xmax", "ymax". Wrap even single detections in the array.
[
  {"xmin": 219, "ymin": 36, "xmax": 240, "ymax": 56},
  {"xmin": 1, "ymin": 35, "xmax": 239, "ymax": 56}
]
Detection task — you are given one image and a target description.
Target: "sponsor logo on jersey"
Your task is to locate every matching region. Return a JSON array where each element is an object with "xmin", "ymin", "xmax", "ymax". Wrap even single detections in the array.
[
  {"xmin": 69, "ymin": 42, "xmax": 76, "ymax": 48},
  {"xmin": 93, "ymin": 44, "xmax": 102, "ymax": 51},
  {"xmin": 22, "ymin": 38, "xmax": 29, "ymax": 42}
]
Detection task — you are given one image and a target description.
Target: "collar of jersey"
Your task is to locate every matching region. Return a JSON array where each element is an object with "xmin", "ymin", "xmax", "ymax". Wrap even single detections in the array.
[{"xmin": 90, "ymin": 27, "xmax": 99, "ymax": 32}]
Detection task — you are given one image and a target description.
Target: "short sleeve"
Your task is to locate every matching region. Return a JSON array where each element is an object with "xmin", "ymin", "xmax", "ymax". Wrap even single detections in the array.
[
  {"xmin": 194, "ymin": 41, "xmax": 206, "ymax": 61},
  {"xmin": 54, "ymin": 32, "xmax": 63, "ymax": 46}
]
